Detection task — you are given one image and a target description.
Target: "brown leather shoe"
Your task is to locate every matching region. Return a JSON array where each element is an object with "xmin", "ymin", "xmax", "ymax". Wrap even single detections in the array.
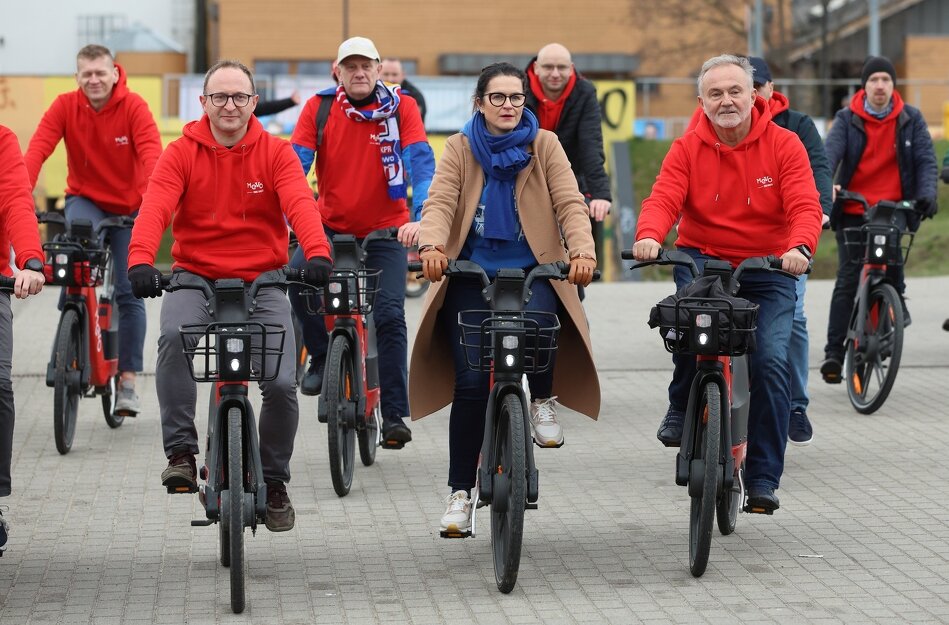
[{"xmin": 265, "ymin": 482, "xmax": 295, "ymax": 532}]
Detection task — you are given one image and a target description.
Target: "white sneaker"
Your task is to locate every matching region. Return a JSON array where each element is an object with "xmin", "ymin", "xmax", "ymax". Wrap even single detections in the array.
[
  {"xmin": 440, "ymin": 491, "xmax": 472, "ymax": 532},
  {"xmin": 530, "ymin": 396, "xmax": 564, "ymax": 447}
]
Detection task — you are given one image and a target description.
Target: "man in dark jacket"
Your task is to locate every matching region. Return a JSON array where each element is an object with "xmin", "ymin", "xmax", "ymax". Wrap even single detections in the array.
[
  {"xmin": 820, "ymin": 56, "xmax": 938, "ymax": 384},
  {"xmin": 525, "ymin": 43, "xmax": 611, "ymax": 259},
  {"xmin": 749, "ymin": 57, "xmax": 832, "ymax": 446},
  {"xmin": 381, "ymin": 58, "xmax": 427, "ymax": 122}
]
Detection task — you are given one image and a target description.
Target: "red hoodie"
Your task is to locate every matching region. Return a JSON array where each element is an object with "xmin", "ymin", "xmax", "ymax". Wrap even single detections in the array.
[
  {"xmin": 637, "ymin": 97, "xmax": 822, "ymax": 266},
  {"xmin": 23, "ymin": 64, "xmax": 162, "ymax": 215},
  {"xmin": 0, "ymin": 126, "xmax": 43, "ymax": 276},
  {"xmin": 842, "ymin": 89, "xmax": 904, "ymax": 215},
  {"xmin": 128, "ymin": 115, "xmax": 331, "ymax": 281}
]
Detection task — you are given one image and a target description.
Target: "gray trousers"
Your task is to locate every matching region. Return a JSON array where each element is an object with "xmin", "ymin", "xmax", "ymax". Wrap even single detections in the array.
[
  {"xmin": 0, "ymin": 293, "xmax": 13, "ymax": 497},
  {"xmin": 156, "ymin": 276, "xmax": 299, "ymax": 483}
]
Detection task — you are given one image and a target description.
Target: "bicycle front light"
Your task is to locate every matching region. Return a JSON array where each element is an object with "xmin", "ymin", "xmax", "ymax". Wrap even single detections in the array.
[
  {"xmin": 54, "ymin": 253, "xmax": 69, "ymax": 281},
  {"xmin": 221, "ymin": 333, "xmax": 250, "ymax": 380},
  {"xmin": 873, "ymin": 234, "xmax": 887, "ymax": 260},
  {"xmin": 691, "ymin": 311, "xmax": 719, "ymax": 353},
  {"xmin": 494, "ymin": 331, "xmax": 525, "ymax": 373},
  {"xmin": 325, "ymin": 280, "xmax": 351, "ymax": 313}
]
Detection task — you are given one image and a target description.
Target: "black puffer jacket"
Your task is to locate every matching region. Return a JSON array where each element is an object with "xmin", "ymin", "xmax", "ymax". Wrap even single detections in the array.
[{"xmin": 525, "ymin": 60, "xmax": 611, "ymax": 202}]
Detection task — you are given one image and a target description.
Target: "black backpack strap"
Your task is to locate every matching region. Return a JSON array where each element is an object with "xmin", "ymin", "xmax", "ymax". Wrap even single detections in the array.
[{"xmin": 315, "ymin": 95, "xmax": 334, "ymax": 148}]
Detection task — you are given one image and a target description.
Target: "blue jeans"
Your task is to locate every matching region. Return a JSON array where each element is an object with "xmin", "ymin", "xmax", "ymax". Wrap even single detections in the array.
[
  {"xmin": 789, "ymin": 272, "xmax": 809, "ymax": 413},
  {"xmin": 289, "ymin": 227, "xmax": 410, "ymax": 419},
  {"xmin": 668, "ymin": 249, "xmax": 795, "ymax": 491},
  {"xmin": 441, "ymin": 277, "xmax": 557, "ymax": 492},
  {"xmin": 64, "ymin": 196, "xmax": 145, "ymax": 373}
]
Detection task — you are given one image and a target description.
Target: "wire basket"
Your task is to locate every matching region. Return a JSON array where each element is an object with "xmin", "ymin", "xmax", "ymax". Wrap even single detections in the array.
[
  {"xmin": 653, "ymin": 297, "xmax": 759, "ymax": 356},
  {"xmin": 42, "ymin": 241, "xmax": 110, "ymax": 287},
  {"xmin": 179, "ymin": 321, "xmax": 286, "ymax": 382},
  {"xmin": 458, "ymin": 310, "xmax": 561, "ymax": 374},
  {"xmin": 319, "ymin": 268, "xmax": 382, "ymax": 315},
  {"xmin": 843, "ymin": 224, "xmax": 914, "ymax": 267}
]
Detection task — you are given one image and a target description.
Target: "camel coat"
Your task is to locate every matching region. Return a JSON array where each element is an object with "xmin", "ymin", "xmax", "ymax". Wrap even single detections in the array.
[{"xmin": 409, "ymin": 130, "xmax": 601, "ymax": 420}]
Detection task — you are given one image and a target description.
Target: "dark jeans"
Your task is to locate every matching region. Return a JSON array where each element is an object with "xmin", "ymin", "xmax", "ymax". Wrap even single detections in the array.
[
  {"xmin": 667, "ymin": 249, "xmax": 795, "ymax": 491},
  {"xmin": 64, "ymin": 196, "xmax": 146, "ymax": 372},
  {"xmin": 289, "ymin": 227, "xmax": 409, "ymax": 419},
  {"xmin": 0, "ymin": 293, "xmax": 13, "ymax": 496},
  {"xmin": 825, "ymin": 213, "xmax": 906, "ymax": 358},
  {"xmin": 442, "ymin": 277, "xmax": 557, "ymax": 492}
]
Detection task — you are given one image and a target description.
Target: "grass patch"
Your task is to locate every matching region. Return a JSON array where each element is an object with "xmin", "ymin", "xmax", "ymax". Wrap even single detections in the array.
[{"xmin": 628, "ymin": 138, "xmax": 949, "ymax": 279}]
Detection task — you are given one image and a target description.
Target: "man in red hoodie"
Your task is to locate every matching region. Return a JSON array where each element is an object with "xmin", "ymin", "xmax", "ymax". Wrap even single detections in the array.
[
  {"xmin": 0, "ymin": 124, "xmax": 46, "ymax": 555},
  {"xmin": 127, "ymin": 60, "xmax": 333, "ymax": 532},
  {"xmin": 819, "ymin": 56, "xmax": 937, "ymax": 384},
  {"xmin": 24, "ymin": 44, "xmax": 162, "ymax": 418},
  {"xmin": 632, "ymin": 54, "xmax": 822, "ymax": 512}
]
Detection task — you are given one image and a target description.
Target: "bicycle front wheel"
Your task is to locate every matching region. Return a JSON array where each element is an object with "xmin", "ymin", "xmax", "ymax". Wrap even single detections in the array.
[
  {"xmin": 846, "ymin": 283, "xmax": 904, "ymax": 414},
  {"xmin": 53, "ymin": 309, "xmax": 82, "ymax": 455},
  {"xmin": 358, "ymin": 403, "xmax": 380, "ymax": 467},
  {"xmin": 226, "ymin": 406, "xmax": 245, "ymax": 613},
  {"xmin": 491, "ymin": 392, "xmax": 527, "ymax": 594},
  {"xmin": 326, "ymin": 335, "xmax": 356, "ymax": 496},
  {"xmin": 689, "ymin": 381, "xmax": 721, "ymax": 577},
  {"xmin": 716, "ymin": 460, "xmax": 743, "ymax": 536}
]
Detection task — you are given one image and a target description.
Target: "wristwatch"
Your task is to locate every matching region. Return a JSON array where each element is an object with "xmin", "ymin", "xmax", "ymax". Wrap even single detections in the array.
[
  {"xmin": 794, "ymin": 244, "xmax": 813, "ymax": 260},
  {"xmin": 24, "ymin": 258, "xmax": 44, "ymax": 272}
]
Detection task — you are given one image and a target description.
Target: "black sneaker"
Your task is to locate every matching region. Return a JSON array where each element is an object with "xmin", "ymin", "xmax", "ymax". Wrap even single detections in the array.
[
  {"xmin": 265, "ymin": 481, "xmax": 295, "ymax": 532},
  {"xmin": 788, "ymin": 409, "xmax": 814, "ymax": 446},
  {"xmin": 381, "ymin": 418, "xmax": 412, "ymax": 449},
  {"xmin": 657, "ymin": 406, "xmax": 685, "ymax": 447},
  {"xmin": 820, "ymin": 355, "xmax": 843, "ymax": 384},
  {"xmin": 299, "ymin": 360, "xmax": 324, "ymax": 396},
  {"xmin": 162, "ymin": 452, "xmax": 197, "ymax": 493},
  {"xmin": 0, "ymin": 506, "xmax": 8, "ymax": 557},
  {"xmin": 745, "ymin": 485, "xmax": 780, "ymax": 514},
  {"xmin": 943, "ymin": 318, "xmax": 949, "ymax": 332}
]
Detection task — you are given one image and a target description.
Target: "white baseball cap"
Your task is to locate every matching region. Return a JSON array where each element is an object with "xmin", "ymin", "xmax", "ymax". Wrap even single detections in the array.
[{"xmin": 336, "ymin": 37, "xmax": 380, "ymax": 64}]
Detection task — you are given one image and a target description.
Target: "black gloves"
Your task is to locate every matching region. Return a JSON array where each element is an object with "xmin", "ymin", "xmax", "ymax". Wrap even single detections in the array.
[
  {"xmin": 940, "ymin": 166, "xmax": 949, "ymax": 184},
  {"xmin": 128, "ymin": 264, "xmax": 163, "ymax": 298},
  {"xmin": 301, "ymin": 256, "xmax": 333, "ymax": 286},
  {"xmin": 915, "ymin": 197, "xmax": 938, "ymax": 220}
]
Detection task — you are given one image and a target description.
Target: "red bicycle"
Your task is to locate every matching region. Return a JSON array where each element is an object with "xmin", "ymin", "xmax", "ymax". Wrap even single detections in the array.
[{"xmin": 38, "ymin": 213, "xmax": 134, "ymax": 454}]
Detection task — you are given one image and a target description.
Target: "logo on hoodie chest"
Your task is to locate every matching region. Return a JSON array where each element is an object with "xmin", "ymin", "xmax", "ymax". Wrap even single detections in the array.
[
  {"xmin": 246, "ymin": 181, "xmax": 265, "ymax": 194},
  {"xmin": 755, "ymin": 175, "xmax": 774, "ymax": 189},
  {"xmin": 114, "ymin": 135, "xmax": 129, "ymax": 146}
]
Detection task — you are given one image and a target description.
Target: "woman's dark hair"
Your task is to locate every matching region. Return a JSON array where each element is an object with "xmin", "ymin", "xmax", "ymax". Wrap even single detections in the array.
[{"xmin": 473, "ymin": 62, "xmax": 528, "ymax": 109}]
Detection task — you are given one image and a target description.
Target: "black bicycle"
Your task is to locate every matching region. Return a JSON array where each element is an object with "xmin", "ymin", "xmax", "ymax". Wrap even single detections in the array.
[{"xmin": 159, "ymin": 267, "xmax": 300, "ymax": 613}]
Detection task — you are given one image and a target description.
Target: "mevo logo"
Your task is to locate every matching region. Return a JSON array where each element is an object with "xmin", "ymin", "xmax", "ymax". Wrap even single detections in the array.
[{"xmin": 246, "ymin": 181, "xmax": 264, "ymax": 194}]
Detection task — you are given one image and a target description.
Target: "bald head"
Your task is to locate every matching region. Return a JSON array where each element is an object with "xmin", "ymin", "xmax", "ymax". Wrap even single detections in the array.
[
  {"xmin": 534, "ymin": 43, "xmax": 573, "ymax": 99},
  {"xmin": 380, "ymin": 58, "xmax": 404, "ymax": 84}
]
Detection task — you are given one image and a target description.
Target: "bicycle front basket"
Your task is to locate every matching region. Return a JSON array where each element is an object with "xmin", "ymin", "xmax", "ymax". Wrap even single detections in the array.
[
  {"xmin": 42, "ymin": 241, "xmax": 110, "ymax": 287},
  {"xmin": 179, "ymin": 321, "xmax": 286, "ymax": 382},
  {"xmin": 843, "ymin": 224, "xmax": 913, "ymax": 267},
  {"xmin": 650, "ymin": 296, "xmax": 759, "ymax": 356},
  {"xmin": 320, "ymin": 268, "xmax": 382, "ymax": 315},
  {"xmin": 458, "ymin": 310, "xmax": 561, "ymax": 374}
]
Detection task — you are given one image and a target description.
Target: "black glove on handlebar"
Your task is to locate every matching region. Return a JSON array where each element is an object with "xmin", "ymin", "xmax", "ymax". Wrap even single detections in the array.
[
  {"xmin": 915, "ymin": 196, "xmax": 938, "ymax": 220},
  {"xmin": 128, "ymin": 264, "xmax": 163, "ymax": 298},
  {"xmin": 301, "ymin": 256, "xmax": 333, "ymax": 286},
  {"xmin": 940, "ymin": 166, "xmax": 949, "ymax": 185}
]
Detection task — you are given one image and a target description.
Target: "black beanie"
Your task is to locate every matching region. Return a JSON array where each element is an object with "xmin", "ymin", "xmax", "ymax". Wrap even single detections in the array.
[{"xmin": 861, "ymin": 56, "xmax": 896, "ymax": 87}]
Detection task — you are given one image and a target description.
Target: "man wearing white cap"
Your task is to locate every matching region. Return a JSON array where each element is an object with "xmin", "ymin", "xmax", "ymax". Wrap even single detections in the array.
[{"xmin": 289, "ymin": 36, "xmax": 435, "ymax": 448}]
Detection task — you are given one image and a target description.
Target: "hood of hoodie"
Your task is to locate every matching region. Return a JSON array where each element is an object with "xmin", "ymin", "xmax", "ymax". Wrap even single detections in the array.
[
  {"xmin": 849, "ymin": 88, "xmax": 904, "ymax": 123},
  {"xmin": 768, "ymin": 90, "xmax": 790, "ymax": 118}
]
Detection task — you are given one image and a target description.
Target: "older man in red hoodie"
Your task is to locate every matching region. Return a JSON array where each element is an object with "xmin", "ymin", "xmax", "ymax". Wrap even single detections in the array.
[
  {"xmin": 632, "ymin": 54, "xmax": 822, "ymax": 513},
  {"xmin": 24, "ymin": 44, "xmax": 162, "ymax": 418},
  {"xmin": 127, "ymin": 60, "xmax": 333, "ymax": 532}
]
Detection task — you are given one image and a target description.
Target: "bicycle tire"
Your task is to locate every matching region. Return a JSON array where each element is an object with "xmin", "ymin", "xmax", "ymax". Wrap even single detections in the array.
[
  {"xmin": 292, "ymin": 311, "xmax": 307, "ymax": 385},
  {"xmin": 212, "ymin": 389, "xmax": 229, "ymax": 568},
  {"xmin": 53, "ymin": 309, "xmax": 82, "ymax": 455},
  {"xmin": 846, "ymin": 283, "xmax": 904, "ymax": 414},
  {"xmin": 358, "ymin": 403, "xmax": 379, "ymax": 467},
  {"xmin": 716, "ymin": 460, "xmax": 743, "ymax": 536},
  {"xmin": 405, "ymin": 272, "xmax": 430, "ymax": 298},
  {"xmin": 102, "ymin": 375, "xmax": 124, "ymax": 428},
  {"xmin": 326, "ymin": 336, "xmax": 356, "ymax": 497},
  {"xmin": 491, "ymin": 392, "xmax": 526, "ymax": 594},
  {"xmin": 226, "ymin": 406, "xmax": 245, "ymax": 613},
  {"xmin": 689, "ymin": 381, "xmax": 720, "ymax": 577}
]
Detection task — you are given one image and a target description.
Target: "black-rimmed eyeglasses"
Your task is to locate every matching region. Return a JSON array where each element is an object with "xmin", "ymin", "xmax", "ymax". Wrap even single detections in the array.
[
  {"xmin": 485, "ymin": 92, "xmax": 526, "ymax": 107},
  {"xmin": 204, "ymin": 92, "xmax": 255, "ymax": 107}
]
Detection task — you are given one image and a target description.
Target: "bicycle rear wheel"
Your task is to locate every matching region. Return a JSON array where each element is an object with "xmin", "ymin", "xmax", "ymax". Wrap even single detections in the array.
[
  {"xmin": 689, "ymin": 382, "xmax": 721, "ymax": 577},
  {"xmin": 846, "ymin": 283, "xmax": 904, "ymax": 414},
  {"xmin": 53, "ymin": 309, "xmax": 82, "ymax": 455},
  {"xmin": 491, "ymin": 392, "xmax": 526, "ymax": 594},
  {"xmin": 326, "ymin": 335, "xmax": 356, "ymax": 496},
  {"xmin": 226, "ymin": 406, "xmax": 245, "ymax": 613},
  {"xmin": 102, "ymin": 375, "xmax": 124, "ymax": 428}
]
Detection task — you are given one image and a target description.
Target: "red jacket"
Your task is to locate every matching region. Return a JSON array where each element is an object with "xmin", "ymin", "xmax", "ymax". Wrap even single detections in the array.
[
  {"xmin": 637, "ymin": 97, "xmax": 822, "ymax": 266},
  {"xmin": 23, "ymin": 64, "xmax": 162, "ymax": 214},
  {"xmin": 0, "ymin": 126, "xmax": 43, "ymax": 277},
  {"xmin": 128, "ymin": 115, "xmax": 331, "ymax": 281}
]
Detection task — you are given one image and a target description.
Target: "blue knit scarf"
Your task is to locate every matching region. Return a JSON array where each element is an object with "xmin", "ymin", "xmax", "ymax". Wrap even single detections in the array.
[{"xmin": 462, "ymin": 108, "xmax": 538, "ymax": 241}]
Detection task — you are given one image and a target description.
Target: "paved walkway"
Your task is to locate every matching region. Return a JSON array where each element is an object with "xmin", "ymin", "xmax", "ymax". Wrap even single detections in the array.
[{"xmin": 2, "ymin": 277, "xmax": 949, "ymax": 624}]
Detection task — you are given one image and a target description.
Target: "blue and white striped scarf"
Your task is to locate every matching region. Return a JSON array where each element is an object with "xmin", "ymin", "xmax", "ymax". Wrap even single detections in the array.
[{"xmin": 336, "ymin": 81, "xmax": 407, "ymax": 200}]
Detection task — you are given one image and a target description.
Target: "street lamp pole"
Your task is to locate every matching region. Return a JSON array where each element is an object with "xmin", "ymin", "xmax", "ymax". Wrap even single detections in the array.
[{"xmin": 868, "ymin": 0, "xmax": 880, "ymax": 57}]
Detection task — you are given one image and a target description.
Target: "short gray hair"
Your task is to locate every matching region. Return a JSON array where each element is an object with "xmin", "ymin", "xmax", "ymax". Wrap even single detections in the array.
[
  {"xmin": 203, "ymin": 59, "xmax": 256, "ymax": 95},
  {"xmin": 696, "ymin": 54, "xmax": 753, "ymax": 95}
]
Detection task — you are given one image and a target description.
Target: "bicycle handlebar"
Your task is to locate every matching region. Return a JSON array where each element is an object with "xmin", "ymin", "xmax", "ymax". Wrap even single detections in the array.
[
  {"xmin": 835, "ymin": 189, "xmax": 916, "ymax": 216},
  {"xmin": 158, "ymin": 266, "xmax": 304, "ymax": 314},
  {"xmin": 406, "ymin": 259, "xmax": 600, "ymax": 289},
  {"xmin": 0, "ymin": 276, "xmax": 14, "ymax": 291},
  {"xmin": 625, "ymin": 249, "xmax": 802, "ymax": 295}
]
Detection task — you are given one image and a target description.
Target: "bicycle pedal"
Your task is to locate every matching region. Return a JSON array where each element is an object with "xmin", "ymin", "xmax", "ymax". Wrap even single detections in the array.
[
  {"xmin": 526, "ymin": 502, "xmax": 538, "ymax": 510},
  {"xmin": 165, "ymin": 483, "xmax": 199, "ymax": 495},
  {"xmin": 190, "ymin": 519, "xmax": 214, "ymax": 527},
  {"xmin": 743, "ymin": 503, "xmax": 775, "ymax": 515},
  {"xmin": 439, "ymin": 528, "xmax": 471, "ymax": 539},
  {"xmin": 381, "ymin": 439, "xmax": 406, "ymax": 450},
  {"xmin": 660, "ymin": 440, "xmax": 682, "ymax": 448}
]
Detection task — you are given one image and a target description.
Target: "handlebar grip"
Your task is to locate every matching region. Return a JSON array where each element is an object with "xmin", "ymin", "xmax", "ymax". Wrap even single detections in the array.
[
  {"xmin": 0, "ymin": 275, "xmax": 15, "ymax": 290},
  {"xmin": 407, "ymin": 261, "xmax": 422, "ymax": 273},
  {"xmin": 620, "ymin": 250, "xmax": 634, "ymax": 260}
]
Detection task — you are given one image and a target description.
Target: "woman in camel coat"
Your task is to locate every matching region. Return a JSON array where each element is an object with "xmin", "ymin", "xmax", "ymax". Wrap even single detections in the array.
[{"xmin": 408, "ymin": 62, "xmax": 600, "ymax": 533}]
